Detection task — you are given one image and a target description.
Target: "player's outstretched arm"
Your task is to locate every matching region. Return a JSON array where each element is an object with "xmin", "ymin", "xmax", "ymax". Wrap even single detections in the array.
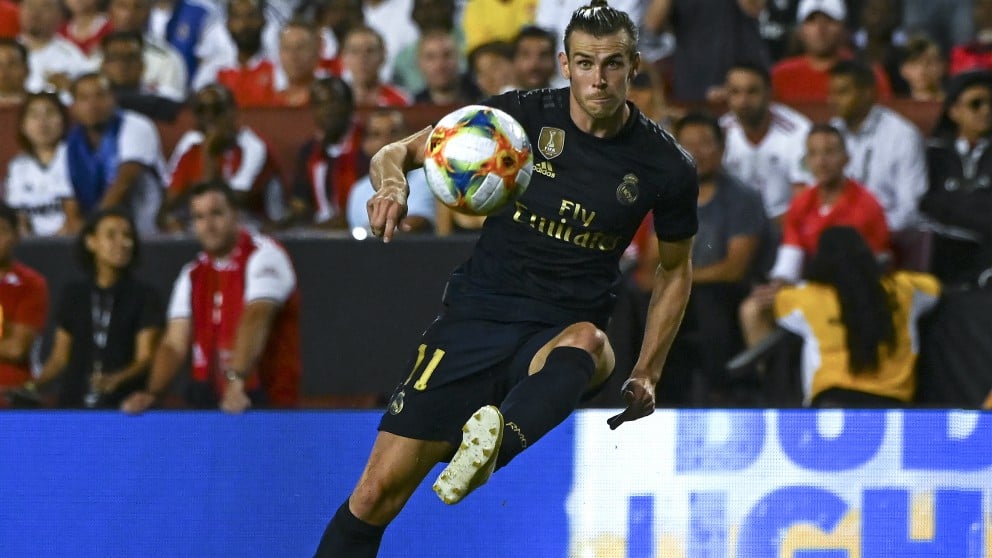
[
  {"xmin": 608, "ymin": 237, "xmax": 693, "ymax": 430},
  {"xmin": 368, "ymin": 126, "xmax": 432, "ymax": 242}
]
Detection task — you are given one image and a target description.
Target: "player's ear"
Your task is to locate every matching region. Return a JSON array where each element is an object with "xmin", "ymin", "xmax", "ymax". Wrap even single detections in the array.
[
  {"xmin": 558, "ymin": 51, "xmax": 569, "ymax": 79},
  {"xmin": 630, "ymin": 52, "xmax": 641, "ymax": 81}
]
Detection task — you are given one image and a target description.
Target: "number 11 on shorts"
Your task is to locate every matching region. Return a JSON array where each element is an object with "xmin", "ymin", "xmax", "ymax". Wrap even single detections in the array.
[{"xmin": 405, "ymin": 344, "xmax": 446, "ymax": 390}]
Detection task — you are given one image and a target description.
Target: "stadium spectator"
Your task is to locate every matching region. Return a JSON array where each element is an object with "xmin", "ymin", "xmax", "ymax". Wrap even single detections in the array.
[
  {"xmin": 19, "ymin": 0, "xmax": 94, "ymax": 93},
  {"xmin": 756, "ymin": 0, "xmax": 799, "ymax": 63},
  {"xmin": 307, "ymin": 0, "xmax": 364, "ymax": 76},
  {"xmin": 413, "ymin": 30, "xmax": 478, "ymax": 105},
  {"xmin": 720, "ymin": 62, "xmax": 812, "ymax": 222},
  {"xmin": 904, "ymin": 0, "xmax": 975, "ymax": 60},
  {"xmin": 66, "ymin": 73, "xmax": 166, "ymax": 236},
  {"xmin": 462, "ymin": 0, "xmax": 536, "ymax": 54},
  {"xmin": 852, "ymin": 0, "xmax": 908, "ymax": 96},
  {"xmin": 775, "ymin": 226, "xmax": 940, "ymax": 407},
  {"xmin": 899, "ymin": 35, "xmax": 947, "ymax": 102},
  {"xmin": 771, "ymin": 0, "xmax": 892, "ymax": 102},
  {"xmin": 672, "ymin": 112, "xmax": 768, "ymax": 403},
  {"xmin": 346, "ymin": 109, "xmax": 435, "ymax": 234},
  {"xmin": 159, "ymin": 84, "xmax": 286, "ymax": 232},
  {"xmin": 99, "ymin": 31, "xmax": 184, "ymax": 122},
  {"xmin": 122, "ymin": 180, "xmax": 301, "ymax": 413},
  {"xmin": 0, "ymin": 38, "xmax": 29, "ymax": 106},
  {"xmin": 275, "ymin": 19, "xmax": 323, "ymax": 107},
  {"xmin": 511, "ymin": 25, "xmax": 557, "ymax": 90},
  {"xmin": 468, "ymin": 40, "xmax": 514, "ymax": 98},
  {"xmin": 643, "ymin": 0, "xmax": 769, "ymax": 102},
  {"xmin": 105, "ymin": 0, "xmax": 187, "ymax": 102},
  {"xmin": 5, "ymin": 92, "xmax": 81, "ymax": 237},
  {"xmin": 921, "ymin": 71, "xmax": 992, "ymax": 286},
  {"xmin": 31, "ymin": 208, "xmax": 163, "ymax": 409},
  {"xmin": 828, "ymin": 60, "xmax": 927, "ymax": 233},
  {"xmin": 739, "ymin": 124, "xmax": 889, "ymax": 348},
  {"xmin": 0, "ymin": 0, "xmax": 17, "ymax": 39},
  {"xmin": 393, "ymin": 0, "xmax": 464, "ymax": 94},
  {"xmin": 146, "ymin": 0, "xmax": 226, "ymax": 86},
  {"xmin": 0, "ymin": 203, "xmax": 48, "ymax": 393},
  {"xmin": 290, "ymin": 76, "xmax": 365, "ymax": 229},
  {"xmin": 627, "ymin": 66, "xmax": 680, "ymax": 128},
  {"xmin": 948, "ymin": 0, "xmax": 992, "ymax": 76},
  {"xmin": 340, "ymin": 25, "xmax": 410, "ymax": 107},
  {"xmin": 59, "ymin": 0, "xmax": 113, "ymax": 56},
  {"xmin": 362, "ymin": 0, "xmax": 419, "ymax": 83},
  {"xmin": 192, "ymin": 0, "xmax": 279, "ymax": 107}
]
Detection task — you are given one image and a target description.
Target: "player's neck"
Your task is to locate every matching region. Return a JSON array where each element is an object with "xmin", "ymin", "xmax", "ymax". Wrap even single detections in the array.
[{"xmin": 570, "ymin": 101, "xmax": 630, "ymax": 138}]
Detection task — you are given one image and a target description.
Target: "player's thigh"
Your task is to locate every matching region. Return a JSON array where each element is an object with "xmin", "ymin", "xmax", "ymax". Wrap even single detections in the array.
[
  {"xmin": 525, "ymin": 321, "xmax": 616, "ymax": 387},
  {"xmin": 350, "ymin": 431, "xmax": 453, "ymax": 525}
]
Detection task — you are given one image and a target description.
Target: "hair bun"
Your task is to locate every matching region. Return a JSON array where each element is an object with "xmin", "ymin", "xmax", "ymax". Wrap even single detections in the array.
[{"xmin": 589, "ymin": 0, "xmax": 609, "ymax": 7}]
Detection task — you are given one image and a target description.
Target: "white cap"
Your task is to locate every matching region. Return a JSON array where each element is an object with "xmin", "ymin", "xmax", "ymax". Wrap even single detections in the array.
[{"xmin": 796, "ymin": 0, "xmax": 846, "ymax": 22}]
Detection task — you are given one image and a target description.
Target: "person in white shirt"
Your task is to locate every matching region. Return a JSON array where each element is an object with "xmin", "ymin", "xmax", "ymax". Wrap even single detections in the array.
[
  {"xmin": 66, "ymin": 73, "xmax": 166, "ymax": 236},
  {"xmin": 345, "ymin": 108, "xmax": 435, "ymax": 234},
  {"xmin": 19, "ymin": 0, "xmax": 96, "ymax": 93},
  {"xmin": 104, "ymin": 0, "xmax": 188, "ymax": 101},
  {"xmin": 720, "ymin": 62, "xmax": 812, "ymax": 222},
  {"xmin": 828, "ymin": 59, "xmax": 927, "ymax": 232},
  {"xmin": 5, "ymin": 92, "xmax": 81, "ymax": 236}
]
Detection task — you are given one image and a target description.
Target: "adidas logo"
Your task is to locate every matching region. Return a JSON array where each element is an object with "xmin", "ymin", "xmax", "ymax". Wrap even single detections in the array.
[{"xmin": 535, "ymin": 161, "xmax": 555, "ymax": 178}]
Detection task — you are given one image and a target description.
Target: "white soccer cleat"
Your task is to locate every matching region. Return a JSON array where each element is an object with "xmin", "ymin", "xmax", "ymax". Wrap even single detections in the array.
[{"xmin": 433, "ymin": 405, "xmax": 504, "ymax": 505}]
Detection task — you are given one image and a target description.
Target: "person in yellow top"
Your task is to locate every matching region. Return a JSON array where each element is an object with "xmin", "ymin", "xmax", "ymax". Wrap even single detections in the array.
[
  {"xmin": 461, "ymin": 0, "xmax": 538, "ymax": 53},
  {"xmin": 774, "ymin": 226, "xmax": 941, "ymax": 407}
]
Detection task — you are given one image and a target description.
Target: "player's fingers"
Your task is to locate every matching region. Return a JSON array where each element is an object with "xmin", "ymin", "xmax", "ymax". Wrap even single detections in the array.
[{"xmin": 607, "ymin": 406, "xmax": 637, "ymax": 430}]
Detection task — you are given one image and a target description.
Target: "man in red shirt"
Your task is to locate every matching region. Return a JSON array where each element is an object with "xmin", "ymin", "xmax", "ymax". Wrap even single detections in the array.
[
  {"xmin": 771, "ymin": 0, "xmax": 891, "ymax": 102},
  {"xmin": 158, "ymin": 84, "xmax": 286, "ymax": 231},
  {"xmin": 0, "ymin": 203, "xmax": 48, "ymax": 393},
  {"xmin": 123, "ymin": 180, "xmax": 301, "ymax": 413},
  {"xmin": 740, "ymin": 123, "xmax": 889, "ymax": 348},
  {"xmin": 0, "ymin": 0, "xmax": 18, "ymax": 39},
  {"xmin": 340, "ymin": 25, "xmax": 410, "ymax": 107}
]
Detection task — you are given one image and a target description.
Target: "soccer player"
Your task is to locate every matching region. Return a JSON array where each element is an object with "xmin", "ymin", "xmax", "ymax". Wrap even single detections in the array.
[{"xmin": 313, "ymin": 1, "xmax": 698, "ymax": 556}]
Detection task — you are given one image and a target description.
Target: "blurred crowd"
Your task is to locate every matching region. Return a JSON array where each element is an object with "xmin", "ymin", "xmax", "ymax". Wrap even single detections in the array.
[{"xmin": 0, "ymin": 0, "xmax": 988, "ymax": 410}]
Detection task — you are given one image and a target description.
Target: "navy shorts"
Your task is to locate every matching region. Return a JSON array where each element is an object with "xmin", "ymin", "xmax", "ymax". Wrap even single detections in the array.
[{"xmin": 378, "ymin": 312, "xmax": 568, "ymax": 447}]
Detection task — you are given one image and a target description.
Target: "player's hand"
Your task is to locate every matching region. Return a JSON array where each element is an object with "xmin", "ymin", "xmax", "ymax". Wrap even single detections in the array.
[
  {"xmin": 220, "ymin": 379, "xmax": 251, "ymax": 414},
  {"xmin": 121, "ymin": 391, "xmax": 156, "ymax": 415},
  {"xmin": 607, "ymin": 376, "xmax": 656, "ymax": 430},
  {"xmin": 367, "ymin": 182, "xmax": 409, "ymax": 243}
]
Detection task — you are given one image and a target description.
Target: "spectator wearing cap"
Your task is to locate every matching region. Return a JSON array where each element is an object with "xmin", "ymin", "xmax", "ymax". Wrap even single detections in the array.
[
  {"xmin": 948, "ymin": 0, "xmax": 992, "ymax": 76},
  {"xmin": 828, "ymin": 59, "xmax": 927, "ymax": 233},
  {"xmin": 920, "ymin": 71, "xmax": 992, "ymax": 286},
  {"xmin": 771, "ymin": 0, "xmax": 892, "ymax": 103}
]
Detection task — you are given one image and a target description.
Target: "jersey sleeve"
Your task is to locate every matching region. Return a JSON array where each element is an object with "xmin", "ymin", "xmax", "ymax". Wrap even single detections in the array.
[
  {"xmin": 166, "ymin": 264, "xmax": 193, "ymax": 320},
  {"xmin": 652, "ymin": 159, "xmax": 699, "ymax": 242},
  {"xmin": 244, "ymin": 243, "xmax": 297, "ymax": 304}
]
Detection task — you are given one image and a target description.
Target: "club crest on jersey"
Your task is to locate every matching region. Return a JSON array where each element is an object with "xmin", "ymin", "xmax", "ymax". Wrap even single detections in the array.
[
  {"xmin": 538, "ymin": 127, "xmax": 565, "ymax": 159},
  {"xmin": 616, "ymin": 173, "xmax": 639, "ymax": 205},
  {"xmin": 388, "ymin": 389, "xmax": 405, "ymax": 415}
]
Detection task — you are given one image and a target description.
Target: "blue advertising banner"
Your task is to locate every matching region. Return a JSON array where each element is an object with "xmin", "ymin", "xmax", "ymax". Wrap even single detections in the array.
[{"xmin": 0, "ymin": 410, "xmax": 989, "ymax": 557}]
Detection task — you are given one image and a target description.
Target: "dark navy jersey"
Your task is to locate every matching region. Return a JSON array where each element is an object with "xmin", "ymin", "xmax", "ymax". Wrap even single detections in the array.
[{"xmin": 442, "ymin": 88, "xmax": 698, "ymax": 327}]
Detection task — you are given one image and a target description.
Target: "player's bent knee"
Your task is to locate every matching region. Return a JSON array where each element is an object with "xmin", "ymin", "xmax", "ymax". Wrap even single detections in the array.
[
  {"xmin": 554, "ymin": 321, "xmax": 606, "ymax": 355},
  {"xmin": 350, "ymin": 474, "xmax": 415, "ymax": 525}
]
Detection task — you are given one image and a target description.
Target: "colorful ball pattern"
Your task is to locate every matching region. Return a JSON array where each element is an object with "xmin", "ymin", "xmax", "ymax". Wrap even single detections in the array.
[{"xmin": 423, "ymin": 105, "xmax": 534, "ymax": 216}]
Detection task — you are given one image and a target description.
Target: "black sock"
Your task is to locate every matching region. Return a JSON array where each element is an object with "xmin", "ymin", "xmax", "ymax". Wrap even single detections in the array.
[
  {"xmin": 496, "ymin": 346, "xmax": 595, "ymax": 469},
  {"xmin": 313, "ymin": 499, "xmax": 386, "ymax": 558}
]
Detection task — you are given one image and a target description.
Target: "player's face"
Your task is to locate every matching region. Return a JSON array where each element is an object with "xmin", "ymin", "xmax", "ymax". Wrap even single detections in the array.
[
  {"xmin": 561, "ymin": 30, "xmax": 638, "ymax": 130},
  {"xmin": 21, "ymin": 96, "xmax": 64, "ymax": 150},
  {"xmin": 949, "ymin": 84, "xmax": 992, "ymax": 141},
  {"xmin": 676, "ymin": 123, "xmax": 723, "ymax": 182},
  {"xmin": 725, "ymin": 69, "xmax": 769, "ymax": 127},
  {"xmin": 190, "ymin": 192, "xmax": 239, "ymax": 256},
  {"xmin": 828, "ymin": 75, "xmax": 872, "ymax": 122},
  {"xmin": 805, "ymin": 131, "xmax": 849, "ymax": 185},
  {"xmin": 86, "ymin": 216, "xmax": 134, "ymax": 272}
]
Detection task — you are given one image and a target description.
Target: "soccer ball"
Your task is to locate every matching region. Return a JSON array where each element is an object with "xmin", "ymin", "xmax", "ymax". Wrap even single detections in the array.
[{"xmin": 423, "ymin": 105, "xmax": 534, "ymax": 216}]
